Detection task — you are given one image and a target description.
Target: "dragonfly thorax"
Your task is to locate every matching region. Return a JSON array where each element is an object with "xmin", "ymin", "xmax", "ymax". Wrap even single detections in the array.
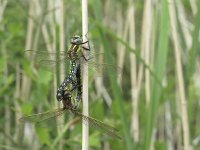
[{"xmin": 67, "ymin": 44, "xmax": 82, "ymax": 62}]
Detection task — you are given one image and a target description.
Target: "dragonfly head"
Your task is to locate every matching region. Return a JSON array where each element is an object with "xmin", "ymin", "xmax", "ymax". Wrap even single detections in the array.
[{"xmin": 71, "ymin": 35, "xmax": 82, "ymax": 45}]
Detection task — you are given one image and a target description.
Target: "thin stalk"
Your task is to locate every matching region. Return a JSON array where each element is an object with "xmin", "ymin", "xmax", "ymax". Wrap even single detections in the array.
[
  {"xmin": 52, "ymin": 117, "xmax": 80, "ymax": 148},
  {"xmin": 50, "ymin": 0, "xmax": 58, "ymax": 112},
  {"xmin": 141, "ymin": 0, "xmax": 153, "ymax": 148},
  {"xmin": 127, "ymin": 2, "xmax": 139, "ymax": 142},
  {"xmin": 141, "ymin": 0, "xmax": 152, "ymax": 104},
  {"xmin": 82, "ymin": 0, "xmax": 89, "ymax": 150},
  {"xmin": 30, "ymin": 1, "xmax": 45, "ymax": 149},
  {"xmin": 116, "ymin": 5, "xmax": 127, "ymax": 85},
  {"xmin": 2, "ymin": 44, "xmax": 11, "ymax": 146},
  {"xmin": 143, "ymin": 0, "xmax": 169, "ymax": 149},
  {"xmin": 165, "ymin": 102, "xmax": 174, "ymax": 150},
  {"xmin": 42, "ymin": 24, "xmax": 53, "ymax": 53},
  {"xmin": 19, "ymin": 0, "xmax": 34, "ymax": 145},
  {"xmin": 175, "ymin": 89, "xmax": 182, "ymax": 150},
  {"xmin": 94, "ymin": 46, "xmax": 112, "ymax": 107},
  {"xmin": 21, "ymin": 0, "xmax": 34, "ymax": 101},
  {"xmin": 57, "ymin": 0, "xmax": 65, "ymax": 149},
  {"xmin": 0, "ymin": 0, "xmax": 7, "ymax": 22},
  {"xmin": 176, "ymin": 0, "xmax": 192, "ymax": 50},
  {"xmin": 14, "ymin": 64, "xmax": 20, "ymax": 140},
  {"xmin": 168, "ymin": 0, "xmax": 190, "ymax": 149},
  {"xmin": 189, "ymin": 0, "xmax": 197, "ymax": 15}
]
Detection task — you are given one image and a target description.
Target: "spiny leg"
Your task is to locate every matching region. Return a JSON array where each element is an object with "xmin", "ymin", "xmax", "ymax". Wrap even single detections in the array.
[
  {"xmin": 81, "ymin": 40, "xmax": 91, "ymax": 51},
  {"xmin": 81, "ymin": 39, "xmax": 91, "ymax": 61}
]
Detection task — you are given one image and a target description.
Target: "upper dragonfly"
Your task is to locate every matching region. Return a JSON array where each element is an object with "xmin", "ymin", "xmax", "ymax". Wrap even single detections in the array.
[
  {"xmin": 53, "ymin": 35, "xmax": 89, "ymax": 101},
  {"xmin": 25, "ymin": 35, "xmax": 120, "ymax": 101}
]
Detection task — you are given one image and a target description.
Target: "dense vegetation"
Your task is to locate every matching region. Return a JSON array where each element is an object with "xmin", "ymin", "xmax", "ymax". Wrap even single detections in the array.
[{"xmin": 0, "ymin": 0, "xmax": 200, "ymax": 150}]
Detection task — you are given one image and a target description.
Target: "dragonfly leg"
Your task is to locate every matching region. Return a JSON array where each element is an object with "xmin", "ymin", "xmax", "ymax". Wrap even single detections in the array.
[
  {"xmin": 81, "ymin": 40, "xmax": 89, "ymax": 45},
  {"xmin": 82, "ymin": 46, "xmax": 90, "ymax": 51},
  {"xmin": 81, "ymin": 40, "xmax": 91, "ymax": 62},
  {"xmin": 81, "ymin": 40, "xmax": 91, "ymax": 51}
]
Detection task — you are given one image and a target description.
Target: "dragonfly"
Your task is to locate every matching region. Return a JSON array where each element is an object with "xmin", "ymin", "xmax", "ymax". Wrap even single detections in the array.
[
  {"xmin": 25, "ymin": 35, "xmax": 120, "ymax": 101},
  {"xmin": 19, "ymin": 87, "xmax": 122, "ymax": 140}
]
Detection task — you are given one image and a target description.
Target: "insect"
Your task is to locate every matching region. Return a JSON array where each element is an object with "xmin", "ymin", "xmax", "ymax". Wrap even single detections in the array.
[
  {"xmin": 26, "ymin": 35, "xmax": 89, "ymax": 101},
  {"xmin": 25, "ymin": 35, "xmax": 121, "ymax": 101},
  {"xmin": 55, "ymin": 35, "xmax": 89, "ymax": 101},
  {"xmin": 19, "ymin": 86, "xmax": 122, "ymax": 140}
]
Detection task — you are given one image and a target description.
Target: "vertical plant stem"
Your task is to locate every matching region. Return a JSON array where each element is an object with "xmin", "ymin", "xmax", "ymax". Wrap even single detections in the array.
[
  {"xmin": 189, "ymin": 0, "xmax": 197, "ymax": 15},
  {"xmin": 0, "ymin": 0, "xmax": 9, "ymax": 146},
  {"xmin": 82, "ymin": 0, "xmax": 89, "ymax": 150},
  {"xmin": 128, "ymin": 2, "xmax": 139, "ymax": 142},
  {"xmin": 59, "ymin": 0, "xmax": 65, "ymax": 77},
  {"xmin": 165, "ymin": 102, "xmax": 174, "ymax": 149},
  {"xmin": 116, "ymin": 5, "xmax": 127, "ymax": 85},
  {"xmin": 0, "ymin": 0, "xmax": 7, "ymax": 22},
  {"xmin": 49, "ymin": 0, "xmax": 57, "ymax": 108},
  {"xmin": 142, "ymin": 0, "xmax": 153, "ymax": 148},
  {"xmin": 19, "ymin": 0, "xmax": 34, "ymax": 146},
  {"xmin": 58, "ymin": 0, "xmax": 64, "ymax": 149},
  {"xmin": 21, "ymin": 0, "xmax": 34, "ymax": 100},
  {"xmin": 141, "ymin": 0, "xmax": 152, "ymax": 104},
  {"xmin": 168, "ymin": 0, "xmax": 190, "ymax": 149},
  {"xmin": 2, "ymin": 44, "xmax": 11, "ymax": 146},
  {"xmin": 175, "ymin": 90, "xmax": 183, "ymax": 150},
  {"xmin": 176, "ymin": 0, "xmax": 192, "ymax": 50},
  {"xmin": 14, "ymin": 64, "xmax": 21, "ymax": 140},
  {"xmin": 144, "ymin": 0, "xmax": 169, "ymax": 149}
]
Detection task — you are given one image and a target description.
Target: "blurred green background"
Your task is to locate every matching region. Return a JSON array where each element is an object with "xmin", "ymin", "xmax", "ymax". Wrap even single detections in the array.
[{"xmin": 0, "ymin": 0, "xmax": 200, "ymax": 150}]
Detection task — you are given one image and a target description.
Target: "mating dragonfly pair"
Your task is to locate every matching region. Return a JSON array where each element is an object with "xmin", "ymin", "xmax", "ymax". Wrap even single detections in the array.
[{"xmin": 20, "ymin": 35, "xmax": 122, "ymax": 140}]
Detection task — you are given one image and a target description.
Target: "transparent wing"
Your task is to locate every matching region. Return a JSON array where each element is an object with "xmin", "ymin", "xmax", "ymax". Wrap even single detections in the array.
[
  {"xmin": 86, "ymin": 60, "xmax": 121, "ymax": 78},
  {"xmin": 24, "ymin": 50, "xmax": 69, "ymax": 69},
  {"xmin": 24, "ymin": 50, "xmax": 121, "ymax": 77},
  {"xmin": 73, "ymin": 110, "xmax": 122, "ymax": 140},
  {"xmin": 19, "ymin": 107, "xmax": 122, "ymax": 139},
  {"xmin": 25, "ymin": 50, "xmax": 67, "ymax": 60},
  {"xmin": 19, "ymin": 108, "xmax": 66, "ymax": 124}
]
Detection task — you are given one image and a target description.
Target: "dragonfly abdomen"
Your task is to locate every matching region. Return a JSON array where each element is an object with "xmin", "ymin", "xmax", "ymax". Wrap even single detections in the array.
[
  {"xmin": 75, "ymin": 64, "xmax": 82, "ymax": 101},
  {"xmin": 56, "ymin": 61, "xmax": 79, "ymax": 101}
]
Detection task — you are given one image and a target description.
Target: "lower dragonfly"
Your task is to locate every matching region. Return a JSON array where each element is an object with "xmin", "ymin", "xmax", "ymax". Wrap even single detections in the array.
[{"xmin": 19, "ymin": 86, "xmax": 122, "ymax": 140}]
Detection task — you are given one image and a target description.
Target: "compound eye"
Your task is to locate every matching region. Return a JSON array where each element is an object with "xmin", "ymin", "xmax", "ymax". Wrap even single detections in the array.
[
  {"xmin": 71, "ymin": 35, "xmax": 82, "ymax": 44},
  {"xmin": 56, "ymin": 93, "xmax": 63, "ymax": 101}
]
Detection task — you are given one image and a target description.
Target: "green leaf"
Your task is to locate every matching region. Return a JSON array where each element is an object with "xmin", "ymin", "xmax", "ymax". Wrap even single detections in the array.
[
  {"xmin": 90, "ymin": 99, "xmax": 103, "ymax": 120},
  {"xmin": 37, "ymin": 69, "xmax": 52, "ymax": 85},
  {"xmin": 89, "ymin": 132, "xmax": 101, "ymax": 148},
  {"xmin": 35, "ymin": 127, "xmax": 51, "ymax": 146},
  {"xmin": 6, "ymin": 74, "xmax": 14, "ymax": 85},
  {"xmin": 22, "ymin": 60, "xmax": 36, "ymax": 79},
  {"xmin": 0, "ymin": 57, "xmax": 6, "ymax": 72},
  {"xmin": 21, "ymin": 103, "xmax": 33, "ymax": 115}
]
